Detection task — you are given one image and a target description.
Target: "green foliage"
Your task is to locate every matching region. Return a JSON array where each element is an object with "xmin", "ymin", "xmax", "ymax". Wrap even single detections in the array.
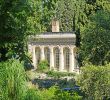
[
  {"xmin": 39, "ymin": 0, "xmax": 58, "ymax": 32},
  {"xmin": 25, "ymin": 88, "xmax": 42, "ymax": 100},
  {"xmin": 0, "ymin": 0, "xmax": 41, "ymax": 43},
  {"xmin": 38, "ymin": 60, "xmax": 49, "ymax": 71},
  {"xmin": 38, "ymin": 86, "xmax": 57, "ymax": 100},
  {"xmin": 46, "ymin": 71, "xmax": 75, "ymax": 78},
  {"xmin": 57, "ymin": 0, "xmax": 87, "ymax": 32},
  {"xmin": 80, "ymin": 10, "xmax": 110, "ymax": 65},
  {"xmin": 1, "ymin": 0, "xmax": 110, "ymax": 62},
  {"xmin": 78, "ymin": 64, "xmax": 110, "ymax": 100},
  {"xmin": 85, "ymin": 0, "xmax": 110, "ymax": 12},
  {"xmin": 56, "ymin": 0, "xmax": 110, "ymax": 32},
  {"xmin": 0, "ymin": 59, "xmax": 27, "ymax": 100},
  {"xmin": 0, "ymin": 0, "xmax": 41, "ymax": 61},
  {"xmin": 26, "ymin": 86, "xmax": 82, "ymax": 100},
  {"xmin": 53, "ymin": 88, "xmax": 82, "ymax": 100}
]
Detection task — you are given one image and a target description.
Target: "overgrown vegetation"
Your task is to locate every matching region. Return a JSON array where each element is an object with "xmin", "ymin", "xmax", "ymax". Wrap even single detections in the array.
[
  {"xmin": 80, "ymin": 10, "xmax": 110, "ymax": 65},
  {"xmin": 0, "ymin": 0, "xmax": 110, "ymax": 100},
  {"xmin": 78, "ymin": 64, "xmax": 110, "ymax": 100},
  {"xmin": 0, "ymin": 59, "xmax": 27, "ymax": 100},
  {"xmin": 38, "ymin": 60, "xmax": 49, "ymax": 72},
  {"xmin": 53, "ymin": 89, "xmax": 82, "ymax": 100},
  {"xmin": 0, "ymin": 59, "xmax": 80, "ymax": 100},
  {"xmin": 25, "ymin": 86, "xmax": 82, "ymax": 100},
  {"xmin": 25, "ymin": 88, "xmax": 42, "ymax": 100},
  {"xmin": 46, "ymin": 71, "xmax": 76, "ymax": 78}
]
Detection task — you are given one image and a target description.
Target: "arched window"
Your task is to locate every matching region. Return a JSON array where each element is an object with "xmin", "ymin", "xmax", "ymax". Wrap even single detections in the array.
[
  {"xmin": 35, "ymin": 47, "xmax": 40, "ymax": 66},
  {"xmin": 64, "ymin": 48, "xmax": 70, "ymax": 70},
  {"xmin": 44, "ymin": 47, "xmax": 50, "ymax": 63},
  {"xmin": 54, "ymin": 47, "xmax": 59, "ymax": 69}
]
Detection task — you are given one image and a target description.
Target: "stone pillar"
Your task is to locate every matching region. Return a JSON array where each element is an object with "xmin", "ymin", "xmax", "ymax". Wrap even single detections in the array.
[
  {"xmin": 40, "ymin": 46, "xmax": 45, "ymax": 61},
  {"xmin": 59, "ymin": 46, "xmax": 64, "ymax": 71},
  {"xmin": 32, "ymin": 46, "xmax": 36, "ymax": 69},
  {"xmin": 52, "ymin": 19, "xmax": 59, "ymax": 32},
  {"xmin": 50, "ymin": 46, "xmax": 54, "ymax": 70},
  {"xmin": 28, "ymin": 44, "xmax": 32, "ymax": 54},
  {"xmin": 69, "ymin": 46, "xmax": 75, "ymax": 72}
]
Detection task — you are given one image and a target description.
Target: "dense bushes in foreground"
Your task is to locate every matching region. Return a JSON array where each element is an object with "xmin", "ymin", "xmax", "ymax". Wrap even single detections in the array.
[
  {"xmin": 0, "ymin": 59, "xmax": 27, "ymax": 100},
  {"xmin": 0, "ymin": 59, "xmax": 81, "ymax": 100},
  {"xmin": 78, "ymin": 64, "xmax": 110, "ymax": 100},
  {"xmin": 25, "ymin": 86, "xmax": 82, "ymax": 100},
  {"xmin": 1, "ymin": 59, "xmax": 110, "ymax": 100}
]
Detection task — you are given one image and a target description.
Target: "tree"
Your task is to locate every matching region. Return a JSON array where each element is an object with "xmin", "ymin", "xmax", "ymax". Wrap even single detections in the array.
[
  {"xmin": 80, "ymin": 10, "xmax": 110, "ymax": 65},
  {"xmin": 85, "ymin": 0, "xmax": 110, "ymax": 13},
  {"xmin": 56, "ymin": 0, "xmax": 87, "ymax": 32},
  {"xmin": 55, "ymin": 0, "xmax": 110, "ymax": 48},
  {"xmin": 40, "ymin": 0, "xmax": 58, "ymax": 32},
  {"xmin": 0, "ymin": 0, "xmax": 41, "ymax": 61},
  {"xmin": 56, "ymin": 0, "xmax": 110, "ymax": 32},
  {"xmin": 0, "ymin": 0, "xmax": 57, "ymax": 61},
  {"xmin": 0, "ymin": 0, "xmax": 41, "ymax": 43}
]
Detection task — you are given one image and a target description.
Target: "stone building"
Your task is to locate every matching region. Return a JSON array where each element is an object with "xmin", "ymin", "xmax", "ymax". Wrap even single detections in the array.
[{"xmin": 28, "ymin": 20, "xmax": 79, "ymax": 73}]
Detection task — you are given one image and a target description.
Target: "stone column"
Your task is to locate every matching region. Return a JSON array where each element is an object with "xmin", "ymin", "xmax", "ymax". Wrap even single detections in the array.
[
  {"xmin": 32, "ymin": 46, "xmax": 37, "ymax": 69},
  {"xmin": 28, "ymin": 44, "xmax": 32, "ymax": 54},
  {"xmin": 59, "ymin": 46, "xmax": 64, "ymax": 72},
  {"xmin": 69, "ymin": 46, "xmax": 75, "ymax": 72},
  {"xmin": 50, "ymin": 46, "xmax": 54, "ymax": 70},
  {"xmin": 40, "ymin": 46, "xmax": 45, "ymax": 61}
]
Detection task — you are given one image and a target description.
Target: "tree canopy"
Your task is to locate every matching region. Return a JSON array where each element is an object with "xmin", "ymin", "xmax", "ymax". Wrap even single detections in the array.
[
  {"xmin": 80, "ymin": 10, "xmax": 110, "ymax": 65},
  {"xmin": 0, "ymin": 0, "xmax": 38, "ymax": 43},
  {"xmin": 0, "ymin": 0, "xmax": 40, "ymax": 61},
  {"xmin": 0, "ymin": 0, "xmax": 110, "ymax": 64}
]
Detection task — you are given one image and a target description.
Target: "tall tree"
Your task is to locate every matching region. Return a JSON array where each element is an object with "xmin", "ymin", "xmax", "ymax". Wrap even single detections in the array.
[
  {"xmin": 80, "ymin": 10, "xmax": 110, "ymax": 65},
  {"xmin": 56, "ymin": 0, "xmax": 87, "ymax": 32},
  {"xmin": 40, "ymin": 0, "xmax": 58, "ymax": 32},
  {"xmin": 56, "ymin": 0, "xmax": 110, "ymax": 32},
  {"xmin": 0, "ymin": 0, "xmax": 41, "ymax": 43},
  {"xmin": 0, "ymin": 0, "xmax": 52, "ymax": 61}
]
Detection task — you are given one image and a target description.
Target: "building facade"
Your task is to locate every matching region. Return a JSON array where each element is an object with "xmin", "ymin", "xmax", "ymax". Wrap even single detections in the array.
[{"xmin": 28, "ymin": 20, "xmax": 79, "ymax": 73}]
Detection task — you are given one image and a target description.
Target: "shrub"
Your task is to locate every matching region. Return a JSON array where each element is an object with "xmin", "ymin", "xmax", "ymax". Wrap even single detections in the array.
[
  {"xmin": 25, "ymin": 86, "xmax": 82, "ymax": 100},
  {"xmin": 38, "ymin": 60, "xmax": 49, "ymax": 72},
  {"xmin": 78, "ymin": 64, "xmax": 110, "ymax": 100},
  {"xmin": 46, "ymin": 71, "xmax": 75, "ymax": 78},
  {"xmin": 53, "ymin": 88, "xmax": 82, "ymax": 100},
  {"xmin": 38, "ymin": 86, "xmax": 57, "ymax": 100},
  {"xmin": 36, "ymin": 86, "xmax": 82, "ymax": 100},
  {"xmin": 0, "ymin": 59, "xmax": 27, "ymax": 100},
  {"xmin": 25, "ymin": 89, "xmax": 42, "ymax": 100}
]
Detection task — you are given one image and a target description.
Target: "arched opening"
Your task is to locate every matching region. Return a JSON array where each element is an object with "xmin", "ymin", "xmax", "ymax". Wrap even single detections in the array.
[
  {"xmin": 44, "ymin": 47, "xmax": 50, "ymax": 64},
  {"xmin": 64, "ymin": 47, "xmax": 70, "ymax": 71},
  {"xmin": 54, "ymin": 47, "xmax": 60, "ymax": 70},
  {"xmin": 35, "ymin": 47, "xmax": 40, "ymax": 66}
]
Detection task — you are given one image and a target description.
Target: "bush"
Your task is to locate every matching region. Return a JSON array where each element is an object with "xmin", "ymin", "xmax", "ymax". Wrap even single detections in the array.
[
  {"xmin": 38, "ymin": 86, "xmax": 57, "ymax": 100},
  {"xmin": 25, "ymin": 89, "xmax": 42, "ymax": 100},
  {"xmin": 35, "ymin": 86, "xmax": 82, "ymax": 100},
  {"xmin": 38, "ymin": 60, "xmax": 49, "ymax": 72},
  {"xmin": 78, "ymin": 64, "xmax": 110, "ymax": 100},
  {"xmin": 0, "ymin": 59, "xmax": 27, "ymax": 100},
  {"xmin": 53, "ymin": 88, "xmax": 82, "ymax": 100},
  {"xmin": 46, "ymin": 71, "xmax": 75, "ymax": 78}
]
